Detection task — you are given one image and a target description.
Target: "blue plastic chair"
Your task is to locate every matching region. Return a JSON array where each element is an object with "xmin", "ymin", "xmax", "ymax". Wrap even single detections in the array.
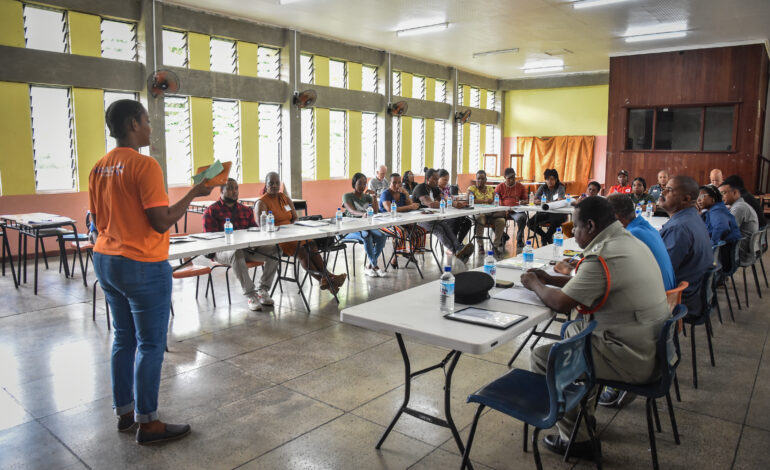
[
  {"xmin": 460, "ymin": 321, "xmax": 599, "ymax": 470},
  {"xmin": 595, "ymin": 305, "xmax": 688, "ymax": 470},
  {"xmin": 683, "ymin": 266, "xmax": 717, "ymax": 389}
]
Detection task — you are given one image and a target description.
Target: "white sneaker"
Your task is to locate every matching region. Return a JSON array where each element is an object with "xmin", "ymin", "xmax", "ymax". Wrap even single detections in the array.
[
  {"xmin": 247, "ymin": 295, "xmax": 262, "ymax": 311},
  {"xmin": 374, "ymin": 268, "xmax": 387, "ymax": 278},
  {"xmin": 256, "ymin": 288, "xmax": 274, "ymax": 306},
  {"xmin": 364, "ymin": 267, "xmax": 378, "ymax": 277}
]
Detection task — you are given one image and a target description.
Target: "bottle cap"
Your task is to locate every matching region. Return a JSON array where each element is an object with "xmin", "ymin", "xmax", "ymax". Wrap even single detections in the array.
[
  {"xmin": 487, "ymin": 250, "xmax": 494, "ymax": 256},
  {"xmin": 225, "ymin": 218, "xmax": 230, "ymax": 222},
  {"xmin": 444, "ymin": 266, "xmax": 452, "ymax": 272},
  {"xmin": 526, "ymin": 240, "xmax": 532, "ymax": 246}
]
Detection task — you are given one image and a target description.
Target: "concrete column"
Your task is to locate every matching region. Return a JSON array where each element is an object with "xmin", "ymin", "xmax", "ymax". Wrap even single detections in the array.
[
  {"xmin": 283, "ymin": 30, "xmax": 302, "ymax": 198},
  {"xmin": 449, "ymin": 67, "xmax": 458, "ymax": 183},
  {"xmin": 137, "ymin": 0, "xmax": 167, "ymax": 184},
  {"xmin": 382, "ymin": 52, "xmax": 392, "ymax": 172}
]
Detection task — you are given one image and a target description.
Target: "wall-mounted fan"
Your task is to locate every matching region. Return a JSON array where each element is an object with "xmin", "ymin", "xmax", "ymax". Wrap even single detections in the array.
[
  {"xmin": 388, "ymin": 100, "xmax": 408, "ymax": 116},
  {"xmin": 455, "ymin": 109, "xmax": 472, "ymax": 124},
  {"xmin": 293, "ymin": 89, "xmax": 317, "ymax": 109},
  {"xmin": 147, "ymin": 69, "xmax": 180, "ymax": 98}
]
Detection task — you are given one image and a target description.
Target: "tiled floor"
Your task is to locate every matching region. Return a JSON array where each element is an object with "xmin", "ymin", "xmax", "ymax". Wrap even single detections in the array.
[{"xmin": 1, "ymin": 246, "xmax": 769, "ymax": 469}]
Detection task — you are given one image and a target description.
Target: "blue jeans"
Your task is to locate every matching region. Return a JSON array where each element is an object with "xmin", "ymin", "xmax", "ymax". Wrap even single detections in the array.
[
  {"xmin": 344, "ymin": 230, "xmax": 387, "ymax": 267},
  {"xmin": 94, "ymin": 253, "xmax": 172, "ymax": 423}
]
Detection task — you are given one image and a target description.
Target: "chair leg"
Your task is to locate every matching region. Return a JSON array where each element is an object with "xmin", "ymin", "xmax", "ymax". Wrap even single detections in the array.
[
  {"xmin": 581, "ymin": 400, "xmax": 603, "ymax": 470},
  {"xmin": 705, "ymin": 317, "xmax": 716, "ymax": 367},
  {"xmin": 523, "ymin": 422, "xmax": 529, "ymax": 453},
  {"xmin": 743, "ymin": 268, "xmax": 750, "ymax": 307},
  {"xmin": 724, "ymin": 284, "xmax": 736, "ymax": 321},
  {"xmin": 645, "ymin": 398, "xmax": 661, "ymax": 470},
  {"xmin": 170, "ymin": 302, "xmax": 175, "ymax": 317},
  {"xmin": 759, "ymin": 256, "xmax": 768, "ymax": 288},
  {"xmin": 531, "ymin": 427, "xmax": 544, "ymax": 470},
  {"xmin": 460, "ymin": 405, "xmax": 484, "ymax": 470},
  {"xmin": 714, "ymin": 289, "xmax": 723, "ymax": 324},
  {"xmin": 195, "ymin": 276, "xmax": 200, "ymax": 299},
  {"xmin": 209, "ymin": 274, "xmax": 216, "ymax": 307},
  {"xmin": 343, "ymin": 247, "xmax": 350, "ymax": 278},
  {"xmin": 40, "ymin": 238, "xmax": 49, "ymax": 269},
  {"xmin": 752, "ymin": 265, "xmax": 762, "ymax": 298},
  {"xmin": 674, "ymin": 373, "xmax": 681, "ymax": 402},
  {"xmin": 224, "ymin": 268, "xmax": 232, "ymax": 305},
  {"xmin": 651, "ymin": 398, "xmax": 662, "ymax": 433},
  {"xmin": 92, "ymin": 279, "xmax": 98, "ymax": 323},
  {"xmin": 691, "ymin": 324, "xmax": 698, "ymax": 389},
  {"xmin": 665, "ymin": 391, "xmax": 681, "ymax": 445},
  {"xmin": 730, "ymin": 275, "xmax": 742, "ymax": 310}
]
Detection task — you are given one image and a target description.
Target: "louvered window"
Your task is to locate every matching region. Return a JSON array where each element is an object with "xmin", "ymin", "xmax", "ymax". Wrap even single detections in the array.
[
  {"xmin": 104, "ymin": 91, "xmax": 138, "ymax": 152},
  {"xmin": 300, "ymin": 54, "xmax": 314, "ymax": 84},
  {"xmin": 457, "ymin": 86, "xmax": 464, "ymax": 106},
  {"xmin": 485, "ymin": 125, "xmax": 499, "ymax": 155},
  {"xmin": 469, "ymin": 123, "xmax": 481, "ymax": 173},
  {"xmin": 24, "ymin": 4, "xmax": 68, "ymax": 53},
  {"xmin": 301, "ymin": 108, "xmax": 315, "ymax": 180},
  {"xmin": 412, "ymin": 76, "xmax": 426, "ymax": 100},
  {"xmin": 257, "ymin": 46, "xmax": 280, "ymax": 80},
  {"xmin": 470, "ymin": 87, "xmax": 480, "ymax": 108},
  {"xmin": 164, "ymin": 95, "xmax": 192, "ymax": 185},
  {"xmin": 362, "ymin": 65, "xmax": 378, "ymax": 93},
  {"xmin": 329, "ymin": 110, "xmax": 347, "ymax": 178},
  {"xmin": 411, "ymin": 117, "xmax": 425, "ymax": 173},
  {"xmin": 163, "ymin": 29, "xmax": 187, "ymax": 67},
  {"xmin": 392, "ymin": 71, "xmax": 401, "ymax": 96},
  {"xmin": 392, "ymin": 116, "xmax": 401, "ymax": 174},
  {"xmin": 435, "ymin": 80, "xmax": 447, "ymax": 103},
  {"xmin": 212, "ymin": 99, "xmax": 241, "ymax": 182},
  {"xmin": 361, "ymin": 112, "xmax": 378, "ymax": 176},
  {"xmin": 329, "ymin": 60, "xmax": 347, "ymax": 88},
  {"xmin": 210, "ymin": 37, "xmax": 237, "ymax": 74},
  {"xmin": 486, "ymin": 90, "xmax": 496, "ymax": 111},
  {"xmin": 258, "ymin": 104, "xmax": 282, "ymax": 180},
  {"xmin": 101, "ymin": 19, "xmax": 137, "ymax": 61},
  {"xmin": 456, "ymin": 123, "xmax": 464, "ymax": 174},
  {"xmin": 434, "ymin": 119, "xmax": 450, "ymax": 175},
  {"xmin": 30, "ymin": 86, "xmax": 77, "ymax": 192}
]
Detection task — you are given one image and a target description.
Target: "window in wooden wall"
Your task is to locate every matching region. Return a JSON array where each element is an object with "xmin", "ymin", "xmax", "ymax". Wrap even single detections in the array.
[{"xmin": 625, "ymin": 105, "xmax": 736, "ymax": 152}]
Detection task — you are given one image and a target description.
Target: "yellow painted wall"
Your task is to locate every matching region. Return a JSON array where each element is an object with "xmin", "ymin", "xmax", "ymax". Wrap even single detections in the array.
[
  {"xmin": 190, "ymin": 97, "xmax": 214, "ymax": 173},
  {"xmin": 72, "ymin": 88, "xmax": 106, "ymax": 190},
  {"xmin": 188, "ymin": 32, "xmax": 210, "ymax": 71},
  {"xmin": 504, "ymin": 85, "xmax": 609, "ymax": 137},
  {"xmin": 313, "ymin": 56, "xmax": 330, "ymax": 180},
  {"xmin": 241, "ymin": 101, "xmax": 259, "ymax": 183},
  {"xmin": 237, "ymin": 41, "xmax": 259, "ymax": 77},
  {"xmin": 426, "ymin": 78, "xmax": 435, "ymax": 102},
  {"xmin": 0, "ymin": 81, "xmax": 35, "ymax": 195},
  {"xmin": 0, "ymin": 0, "xmax": 25, "ymax": 48},
  {"xmin": 68, "ymin": 11, "xmax": 101, "ymax": 57}
]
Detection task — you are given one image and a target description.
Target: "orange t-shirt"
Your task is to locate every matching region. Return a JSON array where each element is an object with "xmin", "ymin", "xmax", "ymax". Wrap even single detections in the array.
[{"xmin": 89, "ymin": 147, "xmax": 170, "ymax": 262}]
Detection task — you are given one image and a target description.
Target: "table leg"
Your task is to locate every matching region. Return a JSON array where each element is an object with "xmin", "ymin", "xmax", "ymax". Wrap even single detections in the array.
[
  {"xmin": 33, "ymin": 229, "xmax": 40, "ymax": 295},
  {"xmin": 2, "ymin": 228, "xmax": 18, "ymax": 288},
  {"xmin": 376, "ymin": 334, "xmax": 470, "ymax": 467},
  {"xmin": 71, "ymin": 223, "xmax": 87, "ymax": 286}
]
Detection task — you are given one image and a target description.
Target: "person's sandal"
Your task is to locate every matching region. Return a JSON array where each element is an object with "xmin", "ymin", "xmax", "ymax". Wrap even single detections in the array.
[{"xmin": 136, "ymin": 423, "xmax": 191, "ymax": 445}]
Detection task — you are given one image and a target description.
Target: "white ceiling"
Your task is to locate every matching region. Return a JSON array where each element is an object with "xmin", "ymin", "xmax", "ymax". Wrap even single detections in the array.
[{"xmin": 164, "ymin": 0, "xmax": 770, "ymax": 79}]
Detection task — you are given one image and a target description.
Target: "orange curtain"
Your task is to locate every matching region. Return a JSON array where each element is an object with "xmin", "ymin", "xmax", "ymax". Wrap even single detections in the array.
[{"xmin": 517, "ymin": 136, "xmax": 595, "ymax": 190}]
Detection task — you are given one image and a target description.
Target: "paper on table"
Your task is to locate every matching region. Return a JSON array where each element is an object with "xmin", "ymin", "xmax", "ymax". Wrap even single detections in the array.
[
  {"xmin": 193, "ymin": 160, "xmax": 224, "ymax": 185},
  {"xmin": 295, "ymin": 220, "xmax": 330, "ymax": 227},
  {"xmin": 497, "ymin": 257, "xmax": 548, "ymax": 270},
  {"xmin": 492, "ymin": 286, "xmax": 547, "ymax": 306}
]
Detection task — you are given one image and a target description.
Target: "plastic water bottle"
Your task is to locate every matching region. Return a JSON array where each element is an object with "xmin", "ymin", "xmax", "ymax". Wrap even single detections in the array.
[
  {"xmin": 483, "ymin": 250, "xmax": 497, "ymax": 281},
  {"xmin": 553, "ymin": 227, "xmax": 564, "ymax": 259},
  {"xmin": 566, "ymin": 194, "xmax": 572, "ymax": 205},
  {"xmin": 224, "ymin": 218, "xmax": 234, "ymax": 244},
  {"xmin": 522, "ymin": 241, "xmax": 534, "ymax": 269},
  {"xmin": 335, "ymin": 207, "xmax": 343, "ymax": 227},
  {"xmin": 266, "ymin": 211, "xmax": 275, "ymax": 232},
  {"xmin": 260, "ymin": 212, "xmax": 268, "ymax": 233},
  {"xmin": 439, "ymin": 266, "xmax": 455, "ymax": 315},
  {"xmin": 391, "ymin": 201, "xmax": 398, "ymax": 219},
  {"xmin": 367, "ymin": 204, "xmax": 374, "ymax": 224},
  {"xmin": 447, "ymin": 195, "xmax": 453, "ymax": 207},
  {"xmin": 468, "ymin": 192, "xmax": 475, "ymax": 207},
  {"xmin": 440, "ymin": 199, "xmax": 446, "ymax": 214},
  {"xmin": 494, "ymin": 193, "xmax": 500, "ymax": 207},
  {"xmin": 528, "ymin": 192, "xmax": 535, "ymax": 206},
  {"xmin": 635, "ymin": 203, "xmax": 642, "ymax": 218},
  {"xmin": 646, "ymin": 203, "xmax": 653, "ymax": 218},
  {"xmin": 541, "ymin": 194, "xmax": 547, "ymax": 207}
]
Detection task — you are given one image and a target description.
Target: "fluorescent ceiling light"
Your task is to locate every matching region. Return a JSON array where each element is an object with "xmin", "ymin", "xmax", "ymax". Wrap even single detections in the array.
[
  {"xmin": 572, "ymin": 0, "xmax": 628, "ymax": 9},
  {"xmin": 625, "ymin": 31, "xmax": 687, "ymax": 42},
  {"xmin": 524, "ymin": 66, "xmax": 564, "ymax": 74},
  {"xmin": 522, "ymin": 58, "xmax": 564, "ymax": 70},
  {"xmin": 396, "ymin": 22, "xmax": 449, "ymax": 37},
  {"xmin": 625, "ymin": 21, "xmax": 687, "ymax": 36},
  {"xmin": 473, "ymin": 48, "xmax": 519, "ymax": 58}
]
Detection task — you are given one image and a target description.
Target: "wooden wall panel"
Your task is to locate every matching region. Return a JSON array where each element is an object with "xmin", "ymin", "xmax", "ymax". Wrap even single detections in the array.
[{"xmin": 606, "ymin": 44, "xmax": 769, "ymax": 192}]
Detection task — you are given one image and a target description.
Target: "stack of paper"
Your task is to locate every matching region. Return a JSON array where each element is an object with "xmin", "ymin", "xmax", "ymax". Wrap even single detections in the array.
[{"xmin": 492, "ymin": 287, "xmax": 546, "ymax": 306}]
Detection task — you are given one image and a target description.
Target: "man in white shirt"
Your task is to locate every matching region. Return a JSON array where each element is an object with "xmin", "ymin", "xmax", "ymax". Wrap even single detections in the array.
[{"xmin": 367, "ymin": 165, "xmax": 388, "ymax": 197}]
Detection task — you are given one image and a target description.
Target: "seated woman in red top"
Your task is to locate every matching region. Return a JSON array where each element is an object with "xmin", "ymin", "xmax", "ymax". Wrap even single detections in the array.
[{"xmin": 256, "ymin": 172, "xmax": 346, "ymax": 293}]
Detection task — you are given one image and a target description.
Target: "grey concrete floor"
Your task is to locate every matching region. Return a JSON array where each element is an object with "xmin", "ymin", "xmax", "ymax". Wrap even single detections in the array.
[{"xmin": 1, "ymin": 244, "xmax": 769, "ymax": 470}]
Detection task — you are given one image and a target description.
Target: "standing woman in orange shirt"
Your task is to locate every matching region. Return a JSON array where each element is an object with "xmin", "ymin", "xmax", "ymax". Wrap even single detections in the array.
[{"xmin": 89, "ymin": 100, "xmax": 212, "ymax": 445}]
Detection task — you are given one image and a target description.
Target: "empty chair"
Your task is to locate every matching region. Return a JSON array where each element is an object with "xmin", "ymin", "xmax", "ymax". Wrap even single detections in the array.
[
  {"xmin": 683, "ymin": 267, "xmax": 718, "ymax": 388},
  {"xmin": 739, "ymin": 231, "xmax": 764, "ymax": 306}
]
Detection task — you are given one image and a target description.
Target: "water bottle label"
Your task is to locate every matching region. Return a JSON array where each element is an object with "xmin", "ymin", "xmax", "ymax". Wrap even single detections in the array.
[
  {"xmin": 555, "ymin": 238, "xmax": 563, "ymax": 246},
  {"xmin": 484, "ymin": 265, "xmax": 496, "ymax": 277},
  {"xmin": 440, "ymin": 281, "xmax": 455, "ymax": 296}
]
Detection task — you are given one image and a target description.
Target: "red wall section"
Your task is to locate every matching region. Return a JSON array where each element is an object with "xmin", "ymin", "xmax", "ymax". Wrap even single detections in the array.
[{"xmin": 301, "ymin": 179, "xmax": 353, "ymax": 217}]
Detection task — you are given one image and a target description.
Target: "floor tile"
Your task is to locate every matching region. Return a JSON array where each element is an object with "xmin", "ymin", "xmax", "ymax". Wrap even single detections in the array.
[{"xmin": 0, "ymin": 421, "xmax": 81, "ymax": 470}]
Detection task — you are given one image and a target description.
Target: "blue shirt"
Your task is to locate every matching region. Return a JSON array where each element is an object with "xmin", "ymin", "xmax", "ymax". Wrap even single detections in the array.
[
  {"xmin": 379, "ymin": 189, "xmax": 409, "ymax": 212},
  {"xmin": 626, "ymin": 216, "xmax": 676, "ymax": 291},
  {"xmin": 703, "ymin": 202, "xmax": 742, "ymax": 246},
  {"xmin": 659, "ymin": 206, "xmax": 713, "ymax": 316}
]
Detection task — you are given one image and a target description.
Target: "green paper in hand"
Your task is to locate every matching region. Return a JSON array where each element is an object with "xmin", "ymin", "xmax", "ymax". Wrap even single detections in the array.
[{"xmin": 193, "ymin": 160, "xmax": 224, "ymax": 185}]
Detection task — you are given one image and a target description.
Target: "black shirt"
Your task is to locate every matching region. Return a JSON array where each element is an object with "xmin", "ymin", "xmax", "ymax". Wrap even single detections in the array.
[{"xmin": 412, "ymin": 182, "xmax": 442, "ymax": 208}]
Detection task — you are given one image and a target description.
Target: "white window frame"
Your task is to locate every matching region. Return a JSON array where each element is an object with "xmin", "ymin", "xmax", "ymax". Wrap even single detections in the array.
[
  {"xmin": 411, "ymin": 117, "xmax": 425, "ymax": 173},
  {"xmin": 435, "ymin": 80, "xmax": 447, "ymax": 103},
  {"xmin": 29, "ymin": 85, "xmax": 77, "ymax": 193},
  {"xmin": 469, "ymin": 123, "xmax": 481, "ymax": 173},
  {"xmin": 100, "ymin": 18, "xmax": 137, "ymax": 61},
  {"xmin": 212, "ymin": 99, "xmax": 242, "ymax": 182},
  {"xmin": 162, "ymin": 29, "xmax": 188, "ymax": 67},
  {"xmin": 300, "ymin": 53, "xmax": 314, "ymax": 84},
  {"xmin": 361, "ymin": 112, "xmax": 378, "ymax": 177},
  {"xmin": 392, "ymin": 71, "xmax": 402, "ymax": 96},
  {"xmin": 210, "ymin": 36, "xmax": 237, "ymax": 74},
  {"xmin": 362, "ymin": 65, "xmax": 378, "ymax": 93},
  {"xmin": 163, "ymin": 95, "xmax": 193, "ymax": 186},
  {"xmin": 301, "ymin": 107, "xmax": 316, "ymax": 180},
  {"xmin": 329, "ymin": 59, "xmax": 347, "ymax": 89},
  {"xmin": 412, "ymin": 76, "xmax": 426, "ymax": 100},
  {"xmin": 23, "ymin": 4, "xmax": 68, "ymax": 54},
  {"xmin": 258, "ymin": 103, "xmax": 282, "ymax": 181},
  {"xmin": 329, "ymin": 109, "xmax": 348, "ymax": 178},
  {"xmin": 257, "ymin": 46, "xmax": 281, "ymax": 80},
  {"xmin": 434, "ymin": 119, "xmax": 450, "ymax": 174},
  {"xmin": 486, "ymin": 90, "xmax": 497, "ymax": 111},
  {"xmin": 470, "ymin": 87, "xmax": 481, "ymax": 108}
]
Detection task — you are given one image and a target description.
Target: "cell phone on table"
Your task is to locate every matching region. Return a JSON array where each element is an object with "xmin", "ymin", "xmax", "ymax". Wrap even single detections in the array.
[{"xmin": 495, "ymin": 280, "xmax": 514, "ymax": 288}]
